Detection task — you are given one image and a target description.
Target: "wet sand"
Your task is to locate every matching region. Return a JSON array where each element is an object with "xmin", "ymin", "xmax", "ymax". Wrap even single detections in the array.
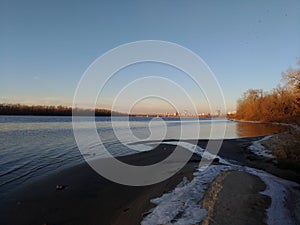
[
  {"xmin": 0, "ymin": 138, "xmax": 299, "ymax": 225},
  {"xmin": 201, "ymin": 171, "xmax": 271, "ymax": 225},
  {"xmin": 0, "ymin": 144, "xmax": 201, "ymax": 225}
]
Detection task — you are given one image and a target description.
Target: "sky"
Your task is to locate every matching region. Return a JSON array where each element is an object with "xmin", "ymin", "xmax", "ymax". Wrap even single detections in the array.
[{"xmin": 1, "ymin": 0, "xmax": 300, "ymax": 113}]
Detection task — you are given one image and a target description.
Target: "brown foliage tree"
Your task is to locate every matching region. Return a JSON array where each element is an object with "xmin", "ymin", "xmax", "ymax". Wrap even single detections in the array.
[{"xmin": 236, "ymin": 59, "xmax": 300, "ymax": 124}]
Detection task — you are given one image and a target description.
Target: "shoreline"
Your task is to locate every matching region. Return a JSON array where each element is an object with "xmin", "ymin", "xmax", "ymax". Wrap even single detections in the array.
[
  {"xmin": 231, "ymin": 118, "xmax": 300, "ymax": 129},
  {"xmin": 0, "ymin": 136, "xmax": 299, "ymax": 225},
  {"xmin": 0, "ymin": 144, "xmax": 202, "ymax": 225}
]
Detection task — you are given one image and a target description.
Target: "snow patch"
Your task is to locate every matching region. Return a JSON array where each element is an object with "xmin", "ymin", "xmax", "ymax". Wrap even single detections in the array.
[
  {"xmin": 248, "ymin": 135, "xmax": 274, "ymax": 158},
  {"xmin": 141, "ymin": 141, "xmax": 300, "ymax": 225},
  {"xmin": 142, "ymin": 164, "xmax": 300, "ymax": 225},
  {"xmin": 141, "ymin": 165, "xmax": 233, "ymax": 225},
  {"xmin": 245, "ymin": 167, "xmax": 300, "ymax": 225},
  {"xmin": 160, "ymin": 141, "xmax": 231, "ymax": 165}
]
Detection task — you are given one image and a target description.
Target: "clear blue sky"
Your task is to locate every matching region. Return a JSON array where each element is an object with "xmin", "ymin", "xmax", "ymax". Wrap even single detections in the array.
[{"xmin": 1, "ymin": 0, "xmax": 300, "ymax": 113}]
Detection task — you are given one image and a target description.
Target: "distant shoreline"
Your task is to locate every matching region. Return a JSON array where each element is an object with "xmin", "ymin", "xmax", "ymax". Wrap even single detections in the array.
[
  {"xmin": 0, "ymin": 103, "xmax": 224, "ymax": 118},
  {"xmin": 0, "ymin": 103, "xmax": 125, "ymax": 117}
]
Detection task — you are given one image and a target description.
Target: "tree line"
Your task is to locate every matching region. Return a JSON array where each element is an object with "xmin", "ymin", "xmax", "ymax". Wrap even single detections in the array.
[
  {"xmin": 235, "ymin": 59, "xmax": 300, "ymax": 124},
  {"xmin": 0, "ymin": 104, "xmax": 126, "ymax": 116}
]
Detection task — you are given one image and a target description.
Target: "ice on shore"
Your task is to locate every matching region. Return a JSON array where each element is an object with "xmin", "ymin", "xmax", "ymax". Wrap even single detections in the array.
[
  {"xmin": 248, "ymin": 135, "xmax": 274, "ymax": 158},
  {"xmin": 141, "ymin": 165, "xmax": 233, "ymax": 225},
  {"xmin": 245, "ymin": 167, "xmax": 300, "ymax": 225},
  {"xmin": 160, "ymin": 141, "xmax": 231, "ymax": 165},
  {"xmin": 141, "ymin": 141, "xmax": 300, "ymax": 225}
]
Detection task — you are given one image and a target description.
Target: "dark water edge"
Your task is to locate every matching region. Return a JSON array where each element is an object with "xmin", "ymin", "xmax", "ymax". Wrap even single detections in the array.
[{"xmin": 234, "ymin": 121, "xmax": 289, "ymax": 138}]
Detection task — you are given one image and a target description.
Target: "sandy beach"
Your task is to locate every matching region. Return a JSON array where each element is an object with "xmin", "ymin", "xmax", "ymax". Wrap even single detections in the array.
[{"xmin": 0, "ymin": 137, "xmax": 299, "ymax": 225}]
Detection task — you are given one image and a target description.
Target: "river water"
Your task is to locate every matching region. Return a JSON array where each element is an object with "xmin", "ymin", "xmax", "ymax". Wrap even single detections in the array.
[{"xmin": 0, "ymin": 116, "xmax": 287, "ymax": 199}]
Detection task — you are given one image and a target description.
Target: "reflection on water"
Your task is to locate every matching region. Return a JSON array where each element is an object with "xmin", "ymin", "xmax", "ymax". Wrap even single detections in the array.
[{"xmin": 235, "ymin": 122, "xmax": 288, "ymax": 138}]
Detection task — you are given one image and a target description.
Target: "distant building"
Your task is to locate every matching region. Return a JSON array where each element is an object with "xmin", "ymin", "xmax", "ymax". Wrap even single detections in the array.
[
  {"xmin": 215, "ymin": 110, "xmax": 221, "ymax": 117},
  {"xmin": 227, "ymin": 111, "xmax": 236, "ymax": 115}
]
